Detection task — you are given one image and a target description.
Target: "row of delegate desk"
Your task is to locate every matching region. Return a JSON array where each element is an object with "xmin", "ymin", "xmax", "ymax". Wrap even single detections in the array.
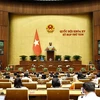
[
  {"xmin": 0, "ymin": 83, "xmax": 81, "ymax": 100},
  {"xmin": 15, "ymin": 61, "xmax": 87, "ymax": 72},
  {"xmin": 0, "ymin": 89, "xmax": 81, "ymax": 100}
]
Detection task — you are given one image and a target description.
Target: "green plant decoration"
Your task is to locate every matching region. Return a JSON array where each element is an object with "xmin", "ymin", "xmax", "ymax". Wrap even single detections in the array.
[
  {"xmin": 18, "ymin": 67, "xmax": 23, "ymax": 72},
  {"xmin": 64, "ymin": 55, "xmax": 71, "ymax": 61},
  {"xmin": 73, "ymin": 55, "xmax": 81, "ymax": 61},
  {"xmin": 20, "ymin": 55, "xmax": 27, "ymax": 61},
  {"xmin": 68, "ymin": 67, "xmax": 74, "ymax": 73},
  {"xmin": 29, "ymin": 55, "xmax": 37, "ymax": 61},
  {"xmin": 56, "ymin": 67, "xmax": 62, "ymax": 72},
  {"xmin": 31, "ymin": 67, "xmax": 36, "ymax": 72},
  {"xmin": 38, "ymin": 55, "xmax": 45, "ymax": 61},
  {"xmin": 5, "ymin": 66, "xmax": 10, "ymax": 71},
  {"xmin": 80, "ymin": 67, "xmax": 86, "ymax": 72},
  {"xmin": 43, "ymin": 67, "xmax": 48, "ymax": 72},
  {"xmin": 55, "ymin": 55, "xmax": 61, "ymax": 61}
]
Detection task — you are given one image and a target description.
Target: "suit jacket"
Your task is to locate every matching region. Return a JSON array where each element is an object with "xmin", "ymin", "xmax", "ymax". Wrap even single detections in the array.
[{"xmin": 52, "ymin": 78, "xmax": 60, "ymax": 88}]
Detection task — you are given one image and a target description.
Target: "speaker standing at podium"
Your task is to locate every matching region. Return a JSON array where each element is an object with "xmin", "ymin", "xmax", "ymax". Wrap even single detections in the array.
[
  {"xmin": 45, "ymin": 42, "xmax": 56, "ymax": 51},
  {"xmin": 45, "ymin": 42, "xmax": 56, "ymax": 61}
]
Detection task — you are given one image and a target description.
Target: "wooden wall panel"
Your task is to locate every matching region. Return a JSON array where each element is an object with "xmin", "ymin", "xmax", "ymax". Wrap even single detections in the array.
[
  {"xmin": 1, "ymin": 26, "xmax": 8, "ymax": 40},
  {"xmin": 0, "ymin": 11, "xmax": 8, "ymax": 69},
  {"xmin": 94, "ymin": 26, "xmax": 100, "ymax": 40},
  {"xmin": 0, "ymin": 1, "xmax": 98, "ymax": 14},
  {"xmin": 0, "ymin": 11, "xmax": 8, "ymax": 26},
  {"xmin": 0, "ymin": 1, "xmax": 99, "ymax": 68},
  {"xmin": 93, "ymin": 11, "xmax": 100, "ymax": 26},
  {"xmin": 93, "ymin": 10, "xmax": 100, "ymax": 68},
  {"xmin": 0, "ymin": 26, "xmax": 2, "ymax": 40}
]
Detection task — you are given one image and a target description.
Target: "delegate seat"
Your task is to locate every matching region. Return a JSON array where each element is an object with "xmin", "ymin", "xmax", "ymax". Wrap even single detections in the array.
[
  {"xmin": 6, "ymin": 88, "xmax": 29, "ymax": 100},
  {"xmin": 47, "ymin": 88, "xmax": 69, "ymax": 100},
  {"xmin": 74, "ymin": 82, "xmax": 84, "ymax": 89},
  {"xmin": 22, "ymin": 82, "xmax": 37, "ymax": 89},
  {"xmin": 95, "ymin": 88, "xmax": 100, "ymax": 96},
  {"xmin": 0, "ymin": 82, "xmax": 12, "ymax": 89}
]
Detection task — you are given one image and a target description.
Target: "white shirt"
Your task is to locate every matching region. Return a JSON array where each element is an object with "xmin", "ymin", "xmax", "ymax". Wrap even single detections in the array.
[
  {"xmin": 78, "ymin": 92, "xmax": 100, "ymax": 100},
  {"xmin": 21, "ymin": 77, "xmax": 32, "ymax": 82}
]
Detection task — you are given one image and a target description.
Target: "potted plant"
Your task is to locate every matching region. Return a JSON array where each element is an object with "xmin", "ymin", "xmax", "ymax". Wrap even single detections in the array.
[
  {"xmin": 38, "ymin": 55, "xmax": 45, "ymax": 61},
  {"xmin": 31, "ymin": 67, "xmax": 36, "ymax": 72},
  {"xmin": 18, "ymin": 67, "xmax": 23, "ymax": 72},
  {"xmin": 56, "ymin": 67, "xmax": 62, "ymax": 72},
  {"xmin": 29, "ymin": 55, "xmax": 37, "ymax": 61},
  {"xmin": 73, "ymin": 55, "xmax": 81, "ymax": 61},
  {"xmin": 20, "ymin": 55, "xmax": 27, "ymax": 61},
  {"xmin": 55, "ymin": 55, "xmax": 61, "ymax": 61},
  {"xmin": 72, "ymin": 55, "xmax": 82, "ymax": 64},
  {"xmin": 64, "ymin": 55, "xmax": 71, "ymax": 61},
  {"xmin": 5, "ymin": 66, "xmax": 10, "ymax": 71},
  {"xmin": 43, "ymin": 67, "xmax": 49, "ymax": 75},
  {"xmin": 43, "ymin": 67, "xmax": 48, "ymax": 72},
  {"xmin": 80, "ymin": 67, "xmax": 86, "ymax": 73},
  {"xmin": 68, "ymin": 67, "xmax": 74, "ymax": 73}
]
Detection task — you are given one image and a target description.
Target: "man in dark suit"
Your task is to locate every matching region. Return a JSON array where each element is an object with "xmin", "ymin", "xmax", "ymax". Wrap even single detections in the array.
[{"xmin": 52, "ymin": 75, "xmax": 61, "ymax": 88}]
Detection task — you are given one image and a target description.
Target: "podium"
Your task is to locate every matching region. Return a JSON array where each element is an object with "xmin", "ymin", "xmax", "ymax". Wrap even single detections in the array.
[{"xmin": 47, "ymin": 50, "xmax": 55, "ymax": 61}]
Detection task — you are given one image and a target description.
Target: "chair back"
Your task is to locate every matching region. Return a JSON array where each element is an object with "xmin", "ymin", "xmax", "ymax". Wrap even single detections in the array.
[
  {"xmin": 32, "ymin": 77, "xmax": 38, "ymax": 81},
  {"xmin": 62, "ymin": 80, "xmax": 70, "ymax": 84},
  {"xmin": 95, "ymin": 88, "xmax": 100, "ymax": 96},
  {"xmin": 46, "ymin": 82, "xmax": 52, "ymax": 88},
  {"xmin": 98, "ymin": 79, "xmax": 100, "ymax": 84},
  {"xmin": 74, "ymin": 82, "xmax": 83, "ymax": 89},
  {"xmin": 66, "ymin": 77, "xmax": 73, "ymax": 81},
  {"xmin": 38, "ymin": 79, "xmax": 49, "ymax": 84},
  {"xmin": 0, "ymin": 79, "xmax": 10, "ymax": 82},
  {"xmin": 6, "ymin": 88, "xmax": 29, "ymax": 100},
  {"xmin": 22, "ymin": 79, "xmax": 29, "ymax": 82},
  {"xmin": 47, "ymin": 88, "xmax": 69, "ymax": 100},
  {"xmin": 79, "ymin": 79, "xmax": 90, "ymax": 82},
  {"xmin": 0, "ymin": 82, "xmax": 11, "ymax": 89},
  {"xmin": 22, "ymin": 82, "xmax": 37, "ymax": 89}
]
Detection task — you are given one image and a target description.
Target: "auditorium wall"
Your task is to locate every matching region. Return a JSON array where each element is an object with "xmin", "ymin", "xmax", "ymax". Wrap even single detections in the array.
[
  {"xmin": 9, "ymin": 14, "xmax": 92, "ymax": 65},
  {"xmin": 0, "ymin": 1, "xmax": 99, "ymax": 68}
]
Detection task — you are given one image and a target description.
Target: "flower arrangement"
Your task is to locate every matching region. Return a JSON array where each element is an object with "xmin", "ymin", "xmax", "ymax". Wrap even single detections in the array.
[
  {"xmin": 68, "ymin": 67, "xmax": 74, "ymax": 73},
  {"xmin": 80, "ymin": 67, "xmax": 86, "ymax": 72},
  {"xmin": 20, "ymin": 55, "xmax": 27, "ymax": 61},
  {"xmin": 73, "ymin": 55, "xmax": 81, "ymax": 61},
  {"xmin": 31, "ymin": 67, "xmax": 36, "ymax": 72},
  {"xmin": 56, "ymin": 67, "xmax": 62, "ymax": 72},
  {"xmin": 55, "ymin": 55, "xmax": 61, "ymax": 61},
  {"xmin": 5, "ymin": 66, "xmax": 10, "ymax": 71},
  {"xmin": 38, "ymin": 55, "xmax": 45, "ymax": 61},
  {"xmin": 64, "ymin": 55, "xmax": 71, "ymax": 61},
  {"xmin": 18, "ymin": 67, "xmax": 23, "ymax": 72},
  {"xmin": 29, "ymin": 55, "xmax": 37, "ymax": 61},
  {"xmin": 43, "ymin": 67, "xmax": 48, "ymax": 72}
]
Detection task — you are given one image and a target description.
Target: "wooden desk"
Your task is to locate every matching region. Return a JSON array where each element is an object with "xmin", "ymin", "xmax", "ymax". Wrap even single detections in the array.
[
  {"xmin": 0, "ymin": 89, "xmax": 81, "ymax": 100},
  {"xmin": 29, "ymin": 89, "xmax": 81, "ymax": 96},
  {"xmin": 37, "ymin": 84, "xmax": 71, "ymax": 89},
  {"xmin": 0, "ymin": 89, "xmax": 81, "ymax": 96}
]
